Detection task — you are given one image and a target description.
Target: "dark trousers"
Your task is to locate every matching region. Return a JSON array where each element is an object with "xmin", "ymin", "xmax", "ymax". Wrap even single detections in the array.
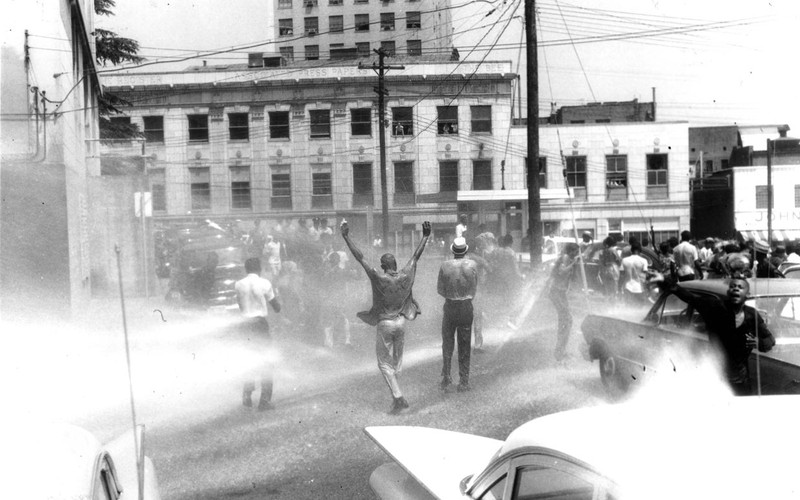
[
  {"xmin": 242, "ymin": 317, "xmax": 274, "ymax": 403},
  {"xmin": 441, "ymin": 299, "xmax": 473, "ymax": 384},
  {"xmin": 549, "ymin": 289, "xmax": 572, "ymax": 359}
]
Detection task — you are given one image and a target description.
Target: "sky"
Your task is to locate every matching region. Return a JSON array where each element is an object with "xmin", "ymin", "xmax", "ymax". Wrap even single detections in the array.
[{"xmin": 93, "ymin": 0, "xmax": 800, "ymax": 136}]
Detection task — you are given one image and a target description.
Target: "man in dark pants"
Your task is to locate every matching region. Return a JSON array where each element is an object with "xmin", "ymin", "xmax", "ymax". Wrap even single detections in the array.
[
  {"xmin": 437, "ymin": 237, "xmax": 479, "ymax": 392},
  {"xmin": 672, "ymin": 278, "xmax": 775, "ymax": 395},
  {"xmin": 548, "ymin": 243, "xmax": 580, "ymax": 361},
  {"xmin": 235, "ymin": 257, "xmax": 281, "ymax": 410},
  {"xmin": 341, "ymin": 219, "xmax": 432, "ymax": 414}
]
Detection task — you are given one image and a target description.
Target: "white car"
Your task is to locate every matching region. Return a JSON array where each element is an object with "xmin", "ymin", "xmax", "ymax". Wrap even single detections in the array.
[
  {"xmin": 7, "ymin": 422, "xmax": 161, "ymax": 500},
  {"xmin": 366, "ymin": 395, "xmax": 800, "ymax": 500}
]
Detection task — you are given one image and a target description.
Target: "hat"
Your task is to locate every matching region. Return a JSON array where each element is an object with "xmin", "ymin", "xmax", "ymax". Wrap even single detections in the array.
[
  {"xmin": 450, "ymin": 237, "xmax": 468, "ymax": 255},
  {"xmin": 753, "ymin": 240, "xmax": 770, "ymax": 254}
]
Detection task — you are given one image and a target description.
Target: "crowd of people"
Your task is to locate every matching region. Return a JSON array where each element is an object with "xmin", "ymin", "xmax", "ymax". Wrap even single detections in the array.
[{"xmin": 230, "ymin": 213, "xmax": 797, "ymax": 413}]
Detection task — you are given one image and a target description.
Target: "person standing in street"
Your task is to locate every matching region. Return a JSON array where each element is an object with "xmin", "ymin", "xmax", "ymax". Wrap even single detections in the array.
[
  {"xmin": 547, "ymin": 243, "xmax": 580, "ymax": 361},
  {"xmin": 673, "ymin": 230, "xmax": 700, "ymax": 282},
  {"xmin": 437, "ymin": 237, "xmax": 479, "ymax": 392},
  {"xmin": 621, "ymin": 241, "xmax": 649, "ymax": 305},
  {"xmin": 235, "ymin": 257, "xmax": 281, "ymax": 411},
  {"xmin": 341, "ymin": 219, "xmax": 432, "ymax": 414}
]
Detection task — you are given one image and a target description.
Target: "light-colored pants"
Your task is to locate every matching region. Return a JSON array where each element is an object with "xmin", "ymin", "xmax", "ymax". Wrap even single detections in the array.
[{"xmin": 376, "ymin": 316, "xmax": 406, "ymax": 399}]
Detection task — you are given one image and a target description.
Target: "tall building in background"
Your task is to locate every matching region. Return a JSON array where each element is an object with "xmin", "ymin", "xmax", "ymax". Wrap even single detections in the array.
[{"xmin": 272, "ymin": 0, "xmax": 454, "ymax": 62}]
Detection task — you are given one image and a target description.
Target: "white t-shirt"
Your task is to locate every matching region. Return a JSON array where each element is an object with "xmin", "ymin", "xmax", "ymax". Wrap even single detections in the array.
[
  {"xmin": 622, "ymin": 254, "xmax": 649, "ymax": 293},
  {"xmin": 456, "ymin": 223, "xmax": 467, "ymax": 239},
  {"xmin": 234, "ymin": 273, "xmax": 276, "ymax": 318},
  {"xmin": 264, "ymin": 240, "xmax": 282, "ymax": 265}
]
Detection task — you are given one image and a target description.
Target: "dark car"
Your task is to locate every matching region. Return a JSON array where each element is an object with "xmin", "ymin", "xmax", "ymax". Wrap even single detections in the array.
[
  {"xmin": 164, "ymin": 229, "xmax": 246, "ymax": 311},
  {"xmin": 582, "ymin": 279, "xmax": 800, "ymax": 398}
]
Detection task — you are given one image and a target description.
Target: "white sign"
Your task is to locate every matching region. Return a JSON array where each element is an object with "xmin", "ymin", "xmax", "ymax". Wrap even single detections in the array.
[{"xmin": 134, "ymin": 191, "xmax": 152, "ymax": 218}]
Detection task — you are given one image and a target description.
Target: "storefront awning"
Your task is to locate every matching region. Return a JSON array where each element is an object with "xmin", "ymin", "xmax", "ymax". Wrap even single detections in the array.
[{"xmin": 738, "ymin": 229, "xmax": 800, "ymax": 242}]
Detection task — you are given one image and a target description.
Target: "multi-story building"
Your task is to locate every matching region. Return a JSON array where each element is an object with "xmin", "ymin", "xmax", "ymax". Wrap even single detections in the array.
[
  {"xmin": 1, "ymin": 0, "xmax": 102, "ymax": 318},
  {"xmin": 100, "ymin": 52, "xmax": 691, "ymax": 262},
  {"xmin": 273, "ymin": 0, "xmax": 454, "ymax": 62}
]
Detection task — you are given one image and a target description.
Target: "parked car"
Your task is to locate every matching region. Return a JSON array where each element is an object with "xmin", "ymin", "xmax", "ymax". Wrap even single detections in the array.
[
  {"xmin": 164, "ymin": 228, "xmax": 246, "ymax": 311},
  {"xmin": 782, "ymin": 263, "xmax": 800, "ymax": 279},
  {"xmin": 582, "ymin": 278, "xmax": 800, "ymax": 398},
  {"xmin": 366, "ymin": 395, "xmax": 800, "ymax": 500},
  {"xmin": 8, "ymin": 422, "xmax": 161, "ymax": 499}
]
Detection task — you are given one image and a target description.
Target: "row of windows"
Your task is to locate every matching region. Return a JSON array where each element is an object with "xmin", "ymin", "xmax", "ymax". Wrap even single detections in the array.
[
  {"xmin": 755, "ymin": 185, "xmax": 800, "ymax": 209},
  {"xmin": 286, "ymin": 38, "xmax": 421, "ymax": 60},
  {"xmin": 149, "ymin": 155, "xmax": 674, "ymax": 212},
  {"xmin": 111, "ymin": 105, "xmax": 492, "ymax": 143},
  {"xmin": 278, "ymin": 12, "xmax": 421, "ymax": 36}
]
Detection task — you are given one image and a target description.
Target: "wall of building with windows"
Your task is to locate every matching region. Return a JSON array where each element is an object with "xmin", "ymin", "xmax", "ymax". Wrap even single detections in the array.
[{"xmin": 274, "ymin": 0, "xmax": 453, "ymax": 61}]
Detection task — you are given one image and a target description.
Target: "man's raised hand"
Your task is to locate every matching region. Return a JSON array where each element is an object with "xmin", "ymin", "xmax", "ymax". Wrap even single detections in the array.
[
  {"xmin": 340, "ymin": 220, "xmax": 349, "ymax": 237},
  {"xmin": 422, "ymin": 221, "xmax": 432, "ymax": 237}
]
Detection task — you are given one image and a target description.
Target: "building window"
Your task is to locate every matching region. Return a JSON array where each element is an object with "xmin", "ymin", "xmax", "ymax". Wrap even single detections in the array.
[
  {"xmin": 704, "ymin": 159, "xmax": 713, "ymax": 173},
  {"xmin": 381, "ymin": 12, "xmax": 395, "ymax": 31},
  {"xmin": 407, "ymin": 39, "xmax": 421, "ymax": 56},
  {"xmin": 565, "ymin": 156, "xmax": 587, "ymax": 187},
  {"xmin": 392, "ymin": 107, "xmax": 413, "ymax": 136},
  {"xmin": 189, "ymin": 167, "xmax": 211, "ymax": 210},
  {"xmin": 471, "ymin": 105, "xmax": 492, "ymax": 133},
  {"xmin": 228, "ymin": 113, "xmax": 249, "ymax": 141},
  {"xmin": 279, "ymin": 46, "xmax": 294, "ymax": 62},
  {"xmin": 646, "ymin": 154, "xmax": 668, "ymax": 186},
  {"xmin": 721, "ymin": 159, "xmax": 729, "ymax": 169},
  {"xmin": 351, "ymin": 108, "xmax": 372, "ymax": 136},
  {"xmin": 188, "ymin": 114, "xmax": 209, "ymax": 142},
  {"xmin": 312, "ymin": 171, "xmax": 333, "ymax": 208},
  {"xmin": 356, "ymin": 42, "xmax": 370, "ymax": 57},
  {"xmin": 406, "ymin": 11, "xmax": 421, "ymax": 29},
  {"xmin": 230, "ymin": 166, "xmax": 252, "ymax": 209},
  {"xmin": 271, "ymin": 172, "xmax": 292, "ymax": 209},
  {"xmin": 310, "ymin": 110, "xmax": 331, "ymax": 138},
  {"xmin": 354, "ymin": 0, "xmax": 367, "ymax": 3},
  {"xmin": 524, "ymin": 157, "xmax": 547, "ymax": 188},
  {"xmin": 143, "ymin": 116, "xmax": 164, "ymax": 143},
  {"xmin": 269, "ymin": 111, "xmax": 290, "ymax": 139},
  {"xmin": 394, "ymin": 161, "xmax": 414, "ymax": 204},
  {"xmin": 329, "ymin": 15, "xmax": 343, "ymax": 32},
  {"xmin": 305, "ymin": 45, "xmax": 319, "ymax": 60},
  {"xmin": 355, "ymin": 14, "xmax": 370, "ymax": 32},
  {"xmin": 473, "ymin": 160, "xmax": 492, "ymax": 190},
  {"xmin": 756, "ymin": 185, "xmax": 774, "ymax": 209},
  {"xmin": 606, "ymin": 154, "xmax": 627, "ymax": 200},
  {"xmin": 353, "ymin": 162, "xmax": 373, "ymax": 206},
  {"xmin": 278, "ymin": 0, "xmax": 292, "ymax": 7},
  {"xmin": 279, "ymin": 18, "xmax": 293, "ymax": 36},
  {"xmin": 380, "ymin": 41, "xmax": 395, "ymax": 55},
  {"xmin": 439, "ymin": 160, "xmax": 458, "ymax": 192},
  {"xmin": 305, "ymin": 17, "xmax": 319, "ymax": 36},
  {"xmin": 329, "ymin": 0, "xmax": 342, "ymax": 5},
  {"xmin": 437, "ymin": 106, "xmax": 457, "ymax": 134},
  {"xmin": 149, "ymin": 169, "xmax": 166, "ymax": 212},
  {"xmin": 538, "ymin": 157, "xmax": 547, "ymax": 188}
]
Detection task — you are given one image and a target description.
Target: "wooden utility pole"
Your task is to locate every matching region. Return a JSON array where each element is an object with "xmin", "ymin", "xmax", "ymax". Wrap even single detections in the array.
[
  {"xmin": 767, "ymin": 139, "xmax": 773, "ymax": 249},
  {"xmin": 525, "ymin": 0, "xmax": 543, "ymax": 267},
  {"xmin": 361, "ymin": 49, "xmax": 404, "ymax": 247}
]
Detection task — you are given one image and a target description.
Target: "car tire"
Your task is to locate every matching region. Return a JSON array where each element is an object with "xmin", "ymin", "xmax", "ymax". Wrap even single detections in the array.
[{"xmin": 599, "ymin": 351, "xmax": 630, "ymax": 400}]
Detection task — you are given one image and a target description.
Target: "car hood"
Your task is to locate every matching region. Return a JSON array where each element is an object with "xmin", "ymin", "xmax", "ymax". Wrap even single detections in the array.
[{"xmin": 365, "ymin": 426, "xmax": 502, "ymax": 500}]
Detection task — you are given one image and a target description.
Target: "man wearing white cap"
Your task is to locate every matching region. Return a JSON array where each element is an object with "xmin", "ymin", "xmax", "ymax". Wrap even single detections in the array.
[{"xmin": 437, "ymin": 237, "xmax": 479, "ymax": 392}]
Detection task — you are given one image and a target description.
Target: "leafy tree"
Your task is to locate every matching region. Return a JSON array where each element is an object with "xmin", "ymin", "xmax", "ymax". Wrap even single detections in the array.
[{"xmin": 94, "ymin": 0, "xmax": 143, "ymax": 140}]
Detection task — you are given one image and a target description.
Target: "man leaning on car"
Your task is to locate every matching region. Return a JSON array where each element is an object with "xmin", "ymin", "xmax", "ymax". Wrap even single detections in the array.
[{"xmin": 671, "ymin": 277, "xmax": 775, "ymax": 395}]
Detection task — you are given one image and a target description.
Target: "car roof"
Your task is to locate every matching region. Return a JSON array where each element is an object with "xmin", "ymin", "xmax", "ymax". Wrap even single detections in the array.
[
  {"xmin": 498, "ymin": 396, "xmax": 800, "ymax": 499},
  {"xmin": 679, "ymin": 277, "xmax": 799, "ymax": 298},
  {"xmin": 8, "ymin": 423, "xmax": 102, "ymax": 498}
]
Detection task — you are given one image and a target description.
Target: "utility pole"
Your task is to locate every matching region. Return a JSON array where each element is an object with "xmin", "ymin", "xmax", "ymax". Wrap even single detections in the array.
[
  {"xmin": 525, "ymin": 0, "xmax": 543, "ymax": 268},
  {"xmin": 766, "ymin": 139, "xmax": 773, "ymax": 249},
  {"xmin": 361, "ymin": 48, "xmax": 404, "ymax": 248}
]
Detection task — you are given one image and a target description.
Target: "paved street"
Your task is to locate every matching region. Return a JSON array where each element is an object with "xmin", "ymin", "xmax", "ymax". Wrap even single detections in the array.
[{"xmin": 4, "ymin": 261, "xmax": 616, "ymax": 499}]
